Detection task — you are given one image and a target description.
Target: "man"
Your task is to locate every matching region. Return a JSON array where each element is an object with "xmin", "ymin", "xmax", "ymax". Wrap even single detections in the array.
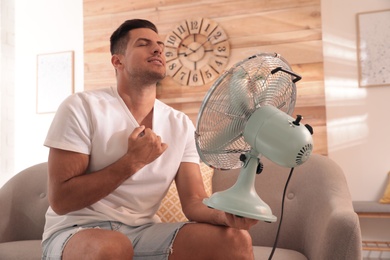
[{"xmin": 42, "ymin": 19, "xmax": 258, "ymax": 260}]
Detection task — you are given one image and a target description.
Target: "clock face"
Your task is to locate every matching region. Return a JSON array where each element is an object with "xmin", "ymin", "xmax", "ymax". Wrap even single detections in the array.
[{"xmin": 164, "ymin": 18, "xmax": 230, "ymax": 86}]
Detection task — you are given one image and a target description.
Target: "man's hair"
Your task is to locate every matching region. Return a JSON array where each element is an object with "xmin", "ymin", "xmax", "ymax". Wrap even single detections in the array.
[{"xmin": 110, "ymin": 19, "xmax": 158, "ymax": 55}]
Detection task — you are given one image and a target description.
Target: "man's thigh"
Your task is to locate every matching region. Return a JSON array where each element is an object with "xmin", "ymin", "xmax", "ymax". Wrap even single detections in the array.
[
  {"xmin": 42, "ymin": 222, "xmax": 187, "ymax": 260},
  {"xmin": 42, "ymin": 222, "xmax": 124, "ymax": 260},
  {"xmin": 119, "ymin": 222, "xmax": 186, "ymax": 259},
  {"xmin": 170, "ymin": 223, "xmax": 254, "ymax": 260}
]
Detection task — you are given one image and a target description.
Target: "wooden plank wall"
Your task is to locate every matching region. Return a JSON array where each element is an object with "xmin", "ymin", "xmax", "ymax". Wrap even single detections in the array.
[{"xmin": 83, "ymin": 0, "xmax": 327, "ymax": 155}]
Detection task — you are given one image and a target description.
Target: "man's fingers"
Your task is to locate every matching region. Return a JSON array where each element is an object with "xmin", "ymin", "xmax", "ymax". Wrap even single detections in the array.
[
  {"xmin": 161, "ymin": 142, "xmax": 168, "ymax": 152},
  {"xmin": 131, "ymin": 125, "xmax": 146, "ymax": 138},
  {"xmin": 225, "ymin": 213, "xmax": 259, "ymax": 230}
]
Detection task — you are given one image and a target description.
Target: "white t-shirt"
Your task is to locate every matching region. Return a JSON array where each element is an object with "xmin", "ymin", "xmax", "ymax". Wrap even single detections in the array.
[{"xmin": 42, "ymin": 86, "xmax": 199, "ymax": 242}]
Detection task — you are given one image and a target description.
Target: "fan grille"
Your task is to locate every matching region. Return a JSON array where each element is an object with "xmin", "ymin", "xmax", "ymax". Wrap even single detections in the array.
[{"xmin": 195, "ymin": 53, "xmax": 297, "ymax": 170}]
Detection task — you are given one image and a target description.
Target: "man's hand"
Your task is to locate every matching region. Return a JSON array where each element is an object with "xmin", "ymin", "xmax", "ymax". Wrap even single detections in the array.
[
  {"xmin": 126, "ymin": 126, "xmax": 168, "ymax": 170},
  {"xmin": 224, "ymin": 213, "xmax": 259, "ymax": 230}
]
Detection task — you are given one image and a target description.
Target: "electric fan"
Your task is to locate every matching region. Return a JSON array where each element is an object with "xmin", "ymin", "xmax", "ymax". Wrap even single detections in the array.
[{"xmin": 195, "ymin": 53, "xmax": 314, "ymax": 222}]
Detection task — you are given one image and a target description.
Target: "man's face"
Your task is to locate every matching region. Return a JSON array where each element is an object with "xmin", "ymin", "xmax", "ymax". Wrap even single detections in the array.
[{"xmin": 120, "ymin": 28, "xmax": 166, "ymax": 83}]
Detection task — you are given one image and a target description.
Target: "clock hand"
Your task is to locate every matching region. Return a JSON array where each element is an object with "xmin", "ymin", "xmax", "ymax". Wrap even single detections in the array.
[
  {"xmin": 184, "ymin": 37, "xmax": 212, "ymax": 58},
  {"xmin": 193, "ymin": 37, "xmax": 211, "ymax": 52},
  {"xmin": 180, "ymin": 43, "xmax": 196, "ymax": 53}
]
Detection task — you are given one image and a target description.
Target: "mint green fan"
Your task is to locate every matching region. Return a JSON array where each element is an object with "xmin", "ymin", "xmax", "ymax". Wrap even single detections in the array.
[{"xmin": 195, "ymin": 53, "xmax": 314, "ymax": 222}]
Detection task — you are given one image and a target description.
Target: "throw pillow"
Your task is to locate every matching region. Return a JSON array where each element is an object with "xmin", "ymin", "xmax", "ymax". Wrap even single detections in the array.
[
  {"xmin": 157, "ymin": 162, "xmax": 214, "ymax": 222},
  {"xmin": 379, "ymin": 171, "xmax": 390, "ymax": 203}
]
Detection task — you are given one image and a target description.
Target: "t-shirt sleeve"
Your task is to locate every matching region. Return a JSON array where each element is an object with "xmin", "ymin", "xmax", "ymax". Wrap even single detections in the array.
[{"xmin": 44, "ymin": 94, "xmax": 91, "ymax": 155}]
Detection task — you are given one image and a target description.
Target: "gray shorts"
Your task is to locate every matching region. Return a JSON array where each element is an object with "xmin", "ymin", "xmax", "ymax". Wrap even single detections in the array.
[{"xmin": 42, "ymin": 221, "xmax": 187, "ymax": 260}]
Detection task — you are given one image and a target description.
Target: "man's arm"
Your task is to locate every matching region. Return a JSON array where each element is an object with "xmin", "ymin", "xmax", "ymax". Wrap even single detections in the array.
[
  {"xmin": 48, "ymin": 126, "xmax": 167, "ymax": 215},
  {"xmin": 175, "ymin": 162, "xmax": 258, "ymax": 230}
]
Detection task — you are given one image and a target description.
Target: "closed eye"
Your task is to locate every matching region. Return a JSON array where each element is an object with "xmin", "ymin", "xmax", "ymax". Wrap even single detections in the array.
[
  {"xmin": 136, "ymin": 38, "xmax": 165, "ymax": 50},
  {"xmin": 137, "ymin": 40, "xmax": 149, "ymax": 46}
]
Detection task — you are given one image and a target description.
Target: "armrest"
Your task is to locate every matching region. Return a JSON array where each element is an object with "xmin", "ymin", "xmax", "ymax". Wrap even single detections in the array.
[
  {"xmin": 0, "ymin": 163, "xmax": 49, "ymax": 243},
  {"xmin": 314, "ymin": 208, "xmax": 361, "ymax": 259},
  {"xmin": 283, "ymin": 155, "xmax": 361, "ymax": 259}
]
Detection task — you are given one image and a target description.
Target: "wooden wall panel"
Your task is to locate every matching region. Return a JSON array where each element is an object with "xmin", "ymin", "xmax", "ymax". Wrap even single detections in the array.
[{"xmin": 83, "ymin": 0, "xmax": 327, "ymax": 155}]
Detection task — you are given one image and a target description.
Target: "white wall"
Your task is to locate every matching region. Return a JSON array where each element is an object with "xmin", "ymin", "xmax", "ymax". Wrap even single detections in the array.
[
  {"xmin": 0, "ymin": 0, "xmax": 15, "ymax": 186},
  {"xmin": 11, "ymin": 0, "xmax": 84, "ymax": 178},
  {"xmin": 322, "ymin": 0, "xmax": 390, "ymax": 256},
  {"xmin": 322, "ymin": 0, "xmax": 390, "ymax": 201}
]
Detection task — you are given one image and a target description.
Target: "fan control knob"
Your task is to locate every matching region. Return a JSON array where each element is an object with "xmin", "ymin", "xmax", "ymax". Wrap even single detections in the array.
[
  {"xmin": 305, "ymin": 124, "xmax": 314, "ymax": 135},
  {"xmin": 292, "ymin": 115, "xmax": 302, "ymax": 126}
]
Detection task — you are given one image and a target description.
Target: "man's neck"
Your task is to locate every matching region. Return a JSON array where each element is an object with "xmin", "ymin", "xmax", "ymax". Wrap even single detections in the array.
[{"xmin": 117, "ymin": 83, "xmax": 156, "ymax": 128}]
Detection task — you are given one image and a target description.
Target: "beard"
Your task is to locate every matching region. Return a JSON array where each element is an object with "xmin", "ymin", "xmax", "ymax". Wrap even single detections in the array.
[
  {"xmin": 128, "ymin": 65, "xmax": 166, "ymax": 86},
  {"xmin": 145, "ymin": 68, "xmax": 166, "ymax": 82}
]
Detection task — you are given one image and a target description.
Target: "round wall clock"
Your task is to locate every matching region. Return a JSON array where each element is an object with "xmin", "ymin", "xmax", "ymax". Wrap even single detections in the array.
[{"xmin": 164, "ymin": 17, "xmax": 230, "ymax": 86}]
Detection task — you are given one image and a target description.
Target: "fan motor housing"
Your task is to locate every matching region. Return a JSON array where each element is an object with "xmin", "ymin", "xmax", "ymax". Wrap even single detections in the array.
[{"xmin": 243, "ymin": 105, "xmax": 313, "ymax": 168}]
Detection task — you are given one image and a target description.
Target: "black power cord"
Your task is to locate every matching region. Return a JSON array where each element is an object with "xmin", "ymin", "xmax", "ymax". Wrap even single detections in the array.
[{"xmin": 268, "ymin": 167, "xmax": 295, "ymax": 260}]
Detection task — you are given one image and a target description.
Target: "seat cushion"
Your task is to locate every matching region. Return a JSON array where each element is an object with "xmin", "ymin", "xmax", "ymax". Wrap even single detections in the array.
[
  {"xmin": 0, "ymin": 240, "xmax": 42, "ymax": 260},
  {"xmin": 253, "ymin": 246, "xmax": 307, "ymax": 260},
  {"xmin": 0, "ymin": 241, "xmax": 307, "ymax": 260}
]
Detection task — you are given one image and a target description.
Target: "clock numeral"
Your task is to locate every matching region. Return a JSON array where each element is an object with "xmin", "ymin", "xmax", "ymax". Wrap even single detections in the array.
[
  {"xmin": 188, "ymin": 70, "xmax": 204, "ymax": 86},
  {"xmin": 177, "ymin": 25, "xmax": 186, "ymax": 35},
  {"xmin": 166, "ymin": 51, "xmax": 174, "ymax": 57},
  {"xmin": 204, "ymin": 69, "xmax": 213, "ymax": 78},
  {"xmin": 173, "ymin": 67, "xmax": 190, "ymax": 86},
  {"xmin": 209, "ymin": 28, "xmax": 228, "ymax": 45},
  {"xmin": 179, "ymin": 71, "xmax": 187, "ymax": 80},
  {"xmin": 173, "ymin": 21, "xmax": 190, "ymax": 39},
  {"xmin": 164, "ymin": 47, "xmax": 178, "ymax": 62},
  {"xmin": 200, "ymin": 65, "xmax": 219, "ymax": 84},
  {"xmin": 209, "ymin": 56, "xmax": 228, "ymax": 74},
  {"xmin": 213, "ymin": 31, "xmax": 222, "ymax": 40},
  {"xmin": 200, "ymin": 18, "xmax": 218, "ymax": 37},
  {"xmin": 213, "ymin": 41, "xmax": 230, "ymax": 57},
  {"xmin": 186, "ymin": 18, "xmax": 203, "ymax": 34},
  {"xmin": 169, "ymin": 63, "xmax": 177, "ymax": 70},
  {"xmin": 166, "ymin": 59, "xmax": 182, "ymax": 77},
  {"xmin": 203, "ymin": 24, "xmax": 210, "ymax": 32},
  {"xmin": 190, "ymin": 21, "xmax": 199, "ymax": 30},
  {"xmin": 165, "ymin": 32, "xmax": 180, "ymax": 48},
  {"xmin": 167, "ymin": 35, "xmax": 176, "ymax": 45}
]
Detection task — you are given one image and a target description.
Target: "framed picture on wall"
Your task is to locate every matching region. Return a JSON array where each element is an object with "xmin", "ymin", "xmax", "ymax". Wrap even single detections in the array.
[
  {"xmin": 356, "ymin": 9, "xmax": 390, "ymax": 88},
  {"xmin": 36, "ymin": 51, "xmax": 74, "ymax": 113}
]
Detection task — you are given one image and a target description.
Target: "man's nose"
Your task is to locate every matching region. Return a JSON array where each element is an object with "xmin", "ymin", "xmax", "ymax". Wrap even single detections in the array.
[{"xmin": 153, "ymin": 44, "xmax": 163, "ymax": 55}]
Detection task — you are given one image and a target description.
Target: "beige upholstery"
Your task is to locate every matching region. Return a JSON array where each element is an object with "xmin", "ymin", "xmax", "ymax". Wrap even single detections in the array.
[
  {"xmin": 0, "ymin": 154, "xmax": 362, "ymax": 259},
  {"xmin": 0, "ymin": 163, "xmax": 48, "ymax": 260},
  {"xmin": 213, "ymin": 154, "xmax": 362, "ymax": 259}
]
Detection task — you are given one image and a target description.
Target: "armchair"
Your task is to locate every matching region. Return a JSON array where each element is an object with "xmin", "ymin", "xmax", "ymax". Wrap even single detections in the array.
[{"xmin": 0, "ymin": 154, "xmax": 361, "ymax": 259}]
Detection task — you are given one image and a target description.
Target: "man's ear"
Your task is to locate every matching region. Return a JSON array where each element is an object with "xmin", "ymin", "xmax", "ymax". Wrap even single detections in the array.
[{"xmin": 111, "ymin": 54, "xmax": 123, "ymax": 69}]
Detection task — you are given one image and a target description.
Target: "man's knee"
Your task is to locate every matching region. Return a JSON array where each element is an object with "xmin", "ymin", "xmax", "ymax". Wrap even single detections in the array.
[
  {"xmin": 224, "ymin": 228, "xmax": 254, "ymax": 258},
  {"xmin": 63, "ymin": 229, "xmax": 133, "ymax": 260},
  {"xmin": 96, "ymin": 231, "xmax": 133, "ymax": 259}
]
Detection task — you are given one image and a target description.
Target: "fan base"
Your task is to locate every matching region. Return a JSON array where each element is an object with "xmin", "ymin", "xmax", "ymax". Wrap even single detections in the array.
[{"xmin": 203, "ymin": 194, "xmax": 277, "ymax": 222}]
